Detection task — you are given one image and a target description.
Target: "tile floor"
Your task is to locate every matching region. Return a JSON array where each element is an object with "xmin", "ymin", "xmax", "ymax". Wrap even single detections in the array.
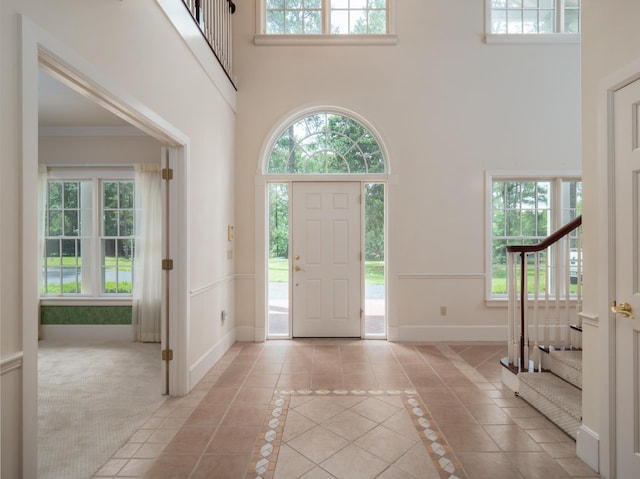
[{"xmin": 93, "ymin": 340, "xmax": 600, "ymax": 479}]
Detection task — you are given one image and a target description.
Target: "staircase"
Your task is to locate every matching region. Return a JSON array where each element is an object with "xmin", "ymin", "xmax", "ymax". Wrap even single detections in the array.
[
  {"xmin": 501, "ymin": 216, "xmax": 583, "ymax": 440},
  {"xmin": 518, "ymin": 346, "xmax": 582, "ymax": 439}
]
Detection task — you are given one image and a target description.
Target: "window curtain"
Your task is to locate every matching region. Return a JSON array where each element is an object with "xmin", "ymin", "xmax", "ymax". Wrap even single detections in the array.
[
  {"xmin": 132, "ymin": 163, "xmax": 162, "ymax": 342},
  {"xmin": 38, "ymin": 165, "xmax": 49, "ymax": 340}
]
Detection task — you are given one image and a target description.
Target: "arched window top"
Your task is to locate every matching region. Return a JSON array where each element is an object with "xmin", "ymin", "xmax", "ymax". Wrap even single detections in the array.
[{"xmin": 267, "ymin": 111, "xmax": 386, "ymax": 174}]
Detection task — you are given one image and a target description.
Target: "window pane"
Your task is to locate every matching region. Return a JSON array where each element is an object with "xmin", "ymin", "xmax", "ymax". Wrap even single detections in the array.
[
  {"xmin": 507, "ymin": 0, "xmax": 523, "ymax": 7},
  {"xmin": 506, "ymin": 210, "xmax": 521, "ymax": 236},
  {"xmin": 564, "ymin": 9, "xmax": 580, "ymax": 33},
  {"xmin": 505, "ymin": 182, "xmax": 521, "ymax": 209},
  {"xmin": 268, "ymin": 183, "xmax": 289, "ymax": 337},
  {"xmin": 539, "ymin": 9, "xmax": 555, "ymax": 32},
  {"xmin": 48, "ymin": 210, "xmax": 62, "ymax": 236},
  {"xmin": 364, "ymin": 183, "xmax": 385, "ymax": 337},
  {"xmin": 523, "ymin": 10, "xmax": 539, "ymax": 33},
  {"xmin": 267, "ymin": 0, "xmax": 284, "ymax": 7},
  {"xmin": 492, "ymin": 0, "xmax": 507, "ymax": 7},
  {"xmin": 537, "ymin": 210, "xmax": 549, "ymax": 235},
  {"xmin": 64, "ymin": 182, "xmax": 79, "ymax": 208},
  {"xmin": 521, "ymin": 210, "xmax": 537, "ymax": 236},
  {"xmin": 331, "ymin": 10, "xmax": 349, "ymax": 33},
  {"xmin": 119, "ymin": 210, "xmax": 134, "ymax": 237},
  {"xmin": 64, "ymin": 210, "xmax": 79, "ymax": 236},
  {"xmin": 493, "ymin": 211, "xmax": 506, "ymax": 236},
  {"xmin": 523, "ymin": 0, "xmax": 538, "ymax": 7},
  {"xmin": 285, "ymin": 10, "xmax": 304, "ymax": 33},
  {"xmin": 104, "ymin": 210, "xmax": 118, "ymax": 236},
  {"xmin": 304, "ymin": 9, "xmax": 322, "ymax": 33},
  {"xmin": 491, "ymin": 10, "xmax": 507, "ymax": 34},
  {"xmin": 48, "ymin": 182, "xmax": 62, "ymax": 209},
  {"xmin": 120, "ymin": 182, "xmax": 134, "ymax": 208},
  {"xmin": 267, "ymin": 10, "xmax": 285, "ymax": 33},
  {"xmin": 540, "ymin": 0, "xmax": 554, "ymax": 8},
  {"xmin": 103, "ymin": 182, "xmax": 118, "ymax": 208},
  {"xmin": 507, "ymin": 13, "xmax": 523, "ymax": 33},
  {"xmin": 368, "ymin": 10, "xmax": 386, "ymax": 34}
]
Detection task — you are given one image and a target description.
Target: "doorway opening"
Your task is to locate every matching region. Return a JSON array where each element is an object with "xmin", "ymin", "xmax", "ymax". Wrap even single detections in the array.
[
  {"xmin": 263, "ymin": 109, "xmax": 389, "ymax": 339},
  {"xmin": 21, "ymin": 25, "xmax": 189, "ymax": 475}
]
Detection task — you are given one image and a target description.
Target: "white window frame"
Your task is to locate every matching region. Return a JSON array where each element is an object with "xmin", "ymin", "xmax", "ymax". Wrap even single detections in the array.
[
  {"xmin": 41, "ymin": 168, "xmax": 135, "ymax": 302},
  {"xmin": 485, "ymin": 171, "xmax": 581, "ymax": 302},
  {"xmin": 255, "ymin": 0, "xmax": 398, "ymax": 46},
  {"xmin": 485, "ymin": 0, "xmax": 580, "ymax": 44}
]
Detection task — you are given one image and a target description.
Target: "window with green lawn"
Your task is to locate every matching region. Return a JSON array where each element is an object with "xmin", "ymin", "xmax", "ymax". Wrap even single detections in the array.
[
  {"xmin": 42, "ymin": 172, "xmax": 135, "ymax": 297},
  {"xmin": 488, "ymin": 175, "xmax": 581, "ymax": 298}
]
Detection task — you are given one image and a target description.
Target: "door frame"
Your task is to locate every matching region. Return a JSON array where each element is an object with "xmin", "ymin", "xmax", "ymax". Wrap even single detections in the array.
[
  {"xmin": 261, "ymin": 178, "xmax": 388, "ymax": 340},
  {"xmin": 21, "ymin": 16, "xmax": 190, "ymax": 476},
  {"xmin": 597, "ymin": 59, "xmax": 640, "ymax": 479},
  {"xmin": 255, "ymin": 105, "xmax": 393, "ymax": 342}
]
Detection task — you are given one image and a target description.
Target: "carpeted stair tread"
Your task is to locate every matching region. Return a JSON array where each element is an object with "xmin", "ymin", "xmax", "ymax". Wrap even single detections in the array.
[
  {"xmin": 549, "ymin": 350, "xmax": 582, "ymax": 389},
  {"xmin": 518, "ymin": 371, "xmax": 581, "ymax": 420}
]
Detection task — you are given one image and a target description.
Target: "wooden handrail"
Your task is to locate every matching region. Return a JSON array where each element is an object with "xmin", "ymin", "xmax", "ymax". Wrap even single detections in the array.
[
  {"xmin": 506, "ymin": 214, "xmax": 582, "ymax": 372},
  {"xmin": 506, "ymin": 216, "xmax": 582, "ymax": 254}
]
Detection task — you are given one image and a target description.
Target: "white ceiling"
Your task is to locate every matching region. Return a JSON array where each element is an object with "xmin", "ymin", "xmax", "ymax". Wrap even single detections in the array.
[{"xmin": 38, "ymin": 70, "xmax": 136, "ymax": 129}]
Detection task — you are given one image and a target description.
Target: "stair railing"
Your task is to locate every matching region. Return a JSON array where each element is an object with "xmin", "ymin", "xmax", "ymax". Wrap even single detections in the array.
[{"xmin": 506, "ymin": 216, "xmax": 582, "ymax": 372}]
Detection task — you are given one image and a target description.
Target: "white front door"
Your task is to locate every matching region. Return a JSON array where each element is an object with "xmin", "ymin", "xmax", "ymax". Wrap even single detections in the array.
[
  {"xmin": 291, "ymin": 182, "xmax": 362, "ymax": 337},
  {"xmin": 613, "ymin": 77, "xmax": 640, "ymax": 477}
]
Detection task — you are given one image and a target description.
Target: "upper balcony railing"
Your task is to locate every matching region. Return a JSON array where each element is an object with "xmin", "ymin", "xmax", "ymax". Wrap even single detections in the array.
[{"xmin": 182, "ymin": 0, "xmax": 236, "ymax": 87}]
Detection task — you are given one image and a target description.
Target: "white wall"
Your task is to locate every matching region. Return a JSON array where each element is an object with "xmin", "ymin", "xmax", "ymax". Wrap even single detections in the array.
[
  {"xmin": 233, "ymin": 1, "xmax": 581, "ymax": 339},
  {"xmin": 579, "ymin": 1, "xmax": 640, "ymax": 476},
  {"xmin": 39, "ymin": 135, "xmax": 163, "ymax": 166},
  {"xmin": 0, "ymin": 1, "xmax": 236, "ymax": 476}
]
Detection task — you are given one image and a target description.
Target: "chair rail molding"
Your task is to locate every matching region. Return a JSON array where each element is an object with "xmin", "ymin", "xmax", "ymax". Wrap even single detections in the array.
[{"xmin": 1, "ymin": 351, "xmax": 24, "ymax": 376}]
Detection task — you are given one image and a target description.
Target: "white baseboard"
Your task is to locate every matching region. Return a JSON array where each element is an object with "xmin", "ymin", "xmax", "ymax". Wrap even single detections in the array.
[
  {"xmin": 502, "ymin": 366, "xmax": 519, "ymax": 393},
  {"xmin": 189, "ymin": 329, "xmax": 236, "ymax": 390},
  {"xmin": 394, "ymin": 325, "xmax": 507, "ymax": 342},
  {"xmin": 40, "ymin": 324, "xmax": 131, "ymax": 341},
  {"xmin": 235, "ymin": 326, "xmax": 256, "ymax": 342},
  {"xmin": 576, "ymin": 424, "xmax": 599, "ymax": 473}
]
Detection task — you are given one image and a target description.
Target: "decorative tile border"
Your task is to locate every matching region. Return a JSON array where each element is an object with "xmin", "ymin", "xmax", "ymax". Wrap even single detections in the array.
[{"xmin": 247, "ymin": 389, "xmax": 467, "ymax": 479}]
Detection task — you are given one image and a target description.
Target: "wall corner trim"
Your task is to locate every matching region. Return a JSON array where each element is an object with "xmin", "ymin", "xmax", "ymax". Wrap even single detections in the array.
[{"xmin": 1, "ymin": 351, "xmax": 24, "ymax": 376}]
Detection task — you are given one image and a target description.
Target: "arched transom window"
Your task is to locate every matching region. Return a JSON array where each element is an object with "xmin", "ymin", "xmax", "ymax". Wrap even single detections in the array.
[{"xmin": 267, "ymin": 112, "xmax": 386, "ymax": 174}]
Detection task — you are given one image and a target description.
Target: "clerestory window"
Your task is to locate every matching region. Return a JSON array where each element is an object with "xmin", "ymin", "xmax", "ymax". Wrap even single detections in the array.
[
  {"xmin": 264, "ymin": 0, "xmax": 388, "ymax": 34},
  {"xmin": 256, "ymin": 0, "xmax": 397, "ymax": 44},
  {"xmin": 487, "ymin": 0, "xmax": 580, "ymax": 42}
]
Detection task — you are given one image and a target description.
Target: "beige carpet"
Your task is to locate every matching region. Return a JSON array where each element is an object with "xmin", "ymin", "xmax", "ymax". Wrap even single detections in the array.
[{"xmin": 38, "ymin": 339, "xmax": 166, "ymax": 479}]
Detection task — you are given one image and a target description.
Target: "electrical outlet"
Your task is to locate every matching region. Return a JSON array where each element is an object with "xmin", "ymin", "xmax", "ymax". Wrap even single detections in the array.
[
  {"xmin": 440, "ymin": 306, "xmax": 447, "ymax": 316},
  {"xmin": 221, "ymin": 309, "xmax": 228, "ymax": 324}
]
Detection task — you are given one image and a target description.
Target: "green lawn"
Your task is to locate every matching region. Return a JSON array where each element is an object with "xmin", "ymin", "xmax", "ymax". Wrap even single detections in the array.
[
  {"xmin": 492, "ymin": 266, "xmax": 579, "ymax": 295},
  {"xmin": 46, "ymin": 256, "xmax": 132, "ymax": 270},
  {"xmin": 269, "ymin": 258, "xmax": 385, "ymax": 285}
]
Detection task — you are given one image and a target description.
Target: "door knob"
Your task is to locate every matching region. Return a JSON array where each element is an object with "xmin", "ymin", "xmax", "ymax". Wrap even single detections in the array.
[
  {"xmin": 294, "ymin": 265, "xmax": 304, "ymax": 272},
  {"xmin": 611, "ymin": 301, "xmax": 634, "ymax": 319}
]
